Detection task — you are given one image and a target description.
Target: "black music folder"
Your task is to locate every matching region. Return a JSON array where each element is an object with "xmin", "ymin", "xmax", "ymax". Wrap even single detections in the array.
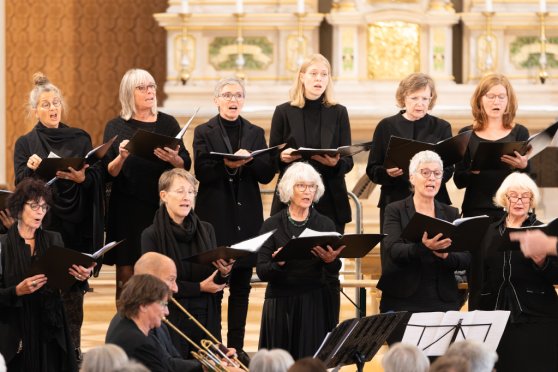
[
  {"xmin": 384, "ymin": 131, "xmax": 472, "ymax": 171},
  {"xmin": 272, "ymin": 231, "xmax": 385, "ymax": 261},
  {"xmin": 124, "ymin": 130, "xmax": 181, "ymax": 163},
  {"xmin": 184, "ymin": 230, "xmax": 276, "ymax": 265},
  {"xmin": 530, "ymin": 147, "xmax": 558, "ymax": 187},
  {"xmin": 28, "ymin": 240, "xmax": 123, "ymax": 290},
  {"xmin": 209, "ymin": 143, "xmax": 285, "ymax": 161},
  {"xmin": 400, "ymin": 213, "xmax": 490, "ymax": 252},
  {"xmin": 402, "ymin": 310, "xmax": 510, "ymax": 356},
  {"xmin": 291, "ymin": 141, "xmax": 373, "ymax": 159},
  {"xmin": 0, "ymin": 190, "xmax": 13, "ymax": 210},
  {"xmin": 314, "ymin": 312, "xmax": 409, "ymax": 371},
  {"xmin": 36, "ymin": 135, "xmax": 118, "ymax": 180},
  {"xmin": 501, "ymin": 218, "xmax": 558, "ymax": 251}
]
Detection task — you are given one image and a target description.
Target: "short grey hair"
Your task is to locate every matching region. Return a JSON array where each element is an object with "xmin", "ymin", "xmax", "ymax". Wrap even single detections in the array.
[
  {"xmin": 493, "ymin": 172, "xmax": 540, "ymax": 209},
  {"xmin": 28, "ymin": 72, "xmax": 65, "ymax": 112},
  {"xmin": 119, "ymin": 68, "xmax": 158, "ymax": 120},
  {"xmin": 214, "ymin": 77, "xmax": 246, "ymax": 98},
  {"xmin": 409, "ymin": 150, "xmax": 443, "ymax": 175},
  {"xmin": 249, "ymin": 349, "xmax": 294, "ymax": 372},
  {"xmin": 277, "ymin": 162, "xmax": 325, "ymax": 204},
  {"xmin": 445, "ymin": 340, "xmax": 498, "ymax": 372},
  {"xmin": 381, "ymin": 343, "xmax": 429, "ymax": 372},
  {"xmin": 81, "ymin": 344, "xmax": 129, "ymax": 372},
  {"xmin": 158, "ymin": 168, "xmax": 198, "ymax": 207}
]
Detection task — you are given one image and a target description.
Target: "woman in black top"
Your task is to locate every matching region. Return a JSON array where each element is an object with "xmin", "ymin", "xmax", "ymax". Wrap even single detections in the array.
[
  {"xmin": 13, "ymin": 72, "xmax": 104, "ymax": 358},
  {"xmin": 141, "ymin": 168, "xmax": 232, "ymax": 359},
  {"xmin": 0, "ymin": 178, "xmax": 94, "ymax": 372},
  {"xmin": 257, "ymin": 162, "xmax": 344, "ymax": 360},
  {"xmin": 193, "ymin": 77, "xmax": 275, "ymax": 353},
  {"xmin": 454, "ymin": 74, "xmax": 529, "ymax": 220},
  {"xmin": 103, "ymin": 69, "xmax": 191, "ymax": 298},
  {"xmin": 366, "ymin": 73, "xmax": 454, "ymax": 236},
  {"xmin": 470, "ymin": 172, "xmax": 558, "ymax": 371}
]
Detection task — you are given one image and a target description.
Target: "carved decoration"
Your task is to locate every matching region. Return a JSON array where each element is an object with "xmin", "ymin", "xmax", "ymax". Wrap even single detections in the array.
[{"xmin": 209, "ymin": 36, "xmax": 273, "ymax": 70}]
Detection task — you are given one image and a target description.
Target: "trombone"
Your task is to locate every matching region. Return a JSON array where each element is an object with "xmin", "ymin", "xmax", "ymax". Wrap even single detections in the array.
[{"xmin": 168, "ymin": 297, "xmax": 250, "ymax": 371}]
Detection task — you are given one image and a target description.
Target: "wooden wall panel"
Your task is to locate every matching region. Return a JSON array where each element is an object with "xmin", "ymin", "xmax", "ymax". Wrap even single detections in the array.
[{"xmin": 5, "ymin": 0, "xmax": 168, "ymax": 186}]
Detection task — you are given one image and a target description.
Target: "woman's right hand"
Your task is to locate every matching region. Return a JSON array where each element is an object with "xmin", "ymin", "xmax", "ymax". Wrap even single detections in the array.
[
  {"xmin": 118, "ymin": 140, "xmax": 130, "ymax": 160},
  {"xmin": 422, "ymin": 232, "xmax": 452, "ymax": 251},
  {"xmin": 15, "ymin": 274, "xmax": 47, "ymax": 296},
  {"xmin": 386, "ymin": 167, "xmax": 403, "ymax": 178},
  {"xmin": 26, "ymin": 154, "xmax": 43, "ymax": 170},
  {"xmin": 271, "ymin": 247, "xmax": 286, "ymax": 266},
  {"xmin": 200, "ymin": 270, "xmax": 226, "ymax": 293},
  {"xmin": 280, "ymin": 148, "xmax": 301, "ymax": 164}
]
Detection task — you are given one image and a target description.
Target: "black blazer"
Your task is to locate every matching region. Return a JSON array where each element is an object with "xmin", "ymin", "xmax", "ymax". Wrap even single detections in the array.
[
  {"xmin": 193, "ymin": 115, "xmax": 276, "ymax": 246},
  {"xmin": 105, "ymin": 316, "xmax": 170, "ymax": 372},
  {"xmin": 269, "ymin": 102, "xmax": 353, "ymax": 225},
  {"xmin": 377, "ymin": 196, "xmax": 470, "ymax": 303}
]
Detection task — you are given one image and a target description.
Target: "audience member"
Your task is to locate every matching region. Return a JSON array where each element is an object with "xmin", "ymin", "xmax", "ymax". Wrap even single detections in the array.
[
  {"xmin": 429, "ymin": 355, "xmax": 471, "ymax": 372},
  {"xmin": 287, "ymin": 357, "xmax": 327, "ymax": 372},
  {"xmin": 445, "ymin": 340, "xmax": 497, "ymax": 372},
  {"xmin": 382, "ymin": 343, "xmax": 429, "ymax": 372},
  {"xmin": 249, "ymin": 348, "xmax": 294, "ymax": 372},
  {"xmin": 80, "ymin": 344, "xmax": 128, "ymax": 372}
]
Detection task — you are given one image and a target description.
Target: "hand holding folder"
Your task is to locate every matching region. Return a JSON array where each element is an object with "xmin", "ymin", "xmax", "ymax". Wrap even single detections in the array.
[
  {"xmin": 209, "ymin": 143, "xmax": 286, "ymax": 160},
  {"xmin": 291, "ymin": 141, "xmax": 373, "ymax": 159},
  {"xmin": 501, "ymin": 218, "xmax": 558, "ymax": 251}
]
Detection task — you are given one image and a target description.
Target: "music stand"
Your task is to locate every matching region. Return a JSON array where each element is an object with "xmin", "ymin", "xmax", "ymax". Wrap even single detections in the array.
[{"xmin": 314, "ymin": 312, "xmax": 409, "ymax": 372}]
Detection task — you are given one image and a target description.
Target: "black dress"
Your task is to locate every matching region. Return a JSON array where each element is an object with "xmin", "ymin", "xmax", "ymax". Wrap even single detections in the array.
[
  {"xmin": 256, "ymin": 208, "xmax": 340, "ymax": 360},
  {"xmin": 141, "ymin": 207, "xmax": 227, "ymax": 358},
  {"xmin": 193, "ymin": 114, "xmax": 276, "ymax": 349},
  {"xmin": 454, "ymin": 124, "xmax": 530, "ymax": 220},
  {"xmin": 103, "ymin": 112, "xmax": 191, "ymax": 266},
  {"xmin": 0, "ymin": 226, "xmax": 77, "ymax": 372},
  {"xmin": 470, "ymin": 214, "xmax": 558, "ymax": 372}
]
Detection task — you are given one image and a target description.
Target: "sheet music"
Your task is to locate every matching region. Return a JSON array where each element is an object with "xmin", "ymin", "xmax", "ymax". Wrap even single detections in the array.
[
  {"xmin": 299, "ymin": 228, "xmax": 341, "ymax": 238},
  {"xmin": 230, "ymin": 230, "xmax": 276, "ymax": 252},
  {"xmin": 175, "ymin": 106, "xmax": 200, "ymax": 139}
]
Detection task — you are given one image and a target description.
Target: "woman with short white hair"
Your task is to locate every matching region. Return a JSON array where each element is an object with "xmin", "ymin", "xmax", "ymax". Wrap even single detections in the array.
[
  {"xmin": 257, "ymin": 162, "xmax": 342, "ymax": 359},
  {"xmin": 249, "ymin": 349, "xmax": 294, "ymax": 372},
  {"xmin": 381, "ymin": 343, "xmax": 429, "ymax": 372},
  {"xmin": 469, "ymin": 172, "xmax": 558, "ymax": 371}
]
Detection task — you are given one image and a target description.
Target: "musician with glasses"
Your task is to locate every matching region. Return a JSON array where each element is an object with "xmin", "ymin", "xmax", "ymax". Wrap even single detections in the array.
[
  {"xmin": 377, "ymin": 151, "xmax": 470, "ymax": 332},
  {"xmin": 257, "ymin": 162, "xmax": 344, "ymax": 360},
  {"xmin": 454, "ymin": 74, "xmax": 530, "ymax": 221},
  {"xmin": 193, "ymin": 78, "xmax": 275, "ymax": 359},
  {"xmin": 469, "ymin": 172, "xmax": 558, "ymax": 371},
  {"xmin": 141, "ymin": 169, "xmax": 232, "ymax": 360},
  {"xmin": 13, "ymin": 72, "xmax": 104, "ymax": 361},
  {"xmin": 0, "ymin": 178, "xmax": 95, "ymax": 372},
  {"xmin": 102, "ymin": 69, "xmax": 191, "ymax": 299}
]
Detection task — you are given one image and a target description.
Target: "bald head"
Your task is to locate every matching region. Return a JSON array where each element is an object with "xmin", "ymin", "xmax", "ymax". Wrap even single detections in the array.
[{"xmin": 135, "ymin": 252, "xmax": 178, "ymax": 293}]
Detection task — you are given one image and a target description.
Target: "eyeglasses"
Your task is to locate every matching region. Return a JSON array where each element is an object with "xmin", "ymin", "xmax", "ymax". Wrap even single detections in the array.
[
  {"xmin": 169, "ymin": 188, "xmax": 197, "ymax": 197},
  {"xmin": 484, "ymin": 93, "xmax": 507, "ymax": 101},
  {"xmin": 407, "ymin": 96, "xmax": 431, "ymax": 104},
  {"xmin": 294, "ymin": 183, "xmax": 318, "ymax": 192},
  {"xmin": 506, "ymin": 194, "xmax": 532, "ymax": 203},
  {"xmin": 39, "ymin": 99, "xmax": 62, "ymax": 110},
  {"xmin": 417, "ymin": 169, "xmax": 443, "ymax": 179},
  {"xmin": 306, "ymin": 71, "xmax": 329, "ymax": 79},
  {"xmin": 26, "ymin": 202, "xmax": 49, "ymax": 212},
  {"xmin": 158, "ymin": 301, "xmax": 168, "ymax": 308},
  {"xmin": 136, "ymin": 84, "xmax": 157, "ymax": 93},
  {"xmin": 218, "ymin": 92, "xmax": 244, "ymax": 101}
]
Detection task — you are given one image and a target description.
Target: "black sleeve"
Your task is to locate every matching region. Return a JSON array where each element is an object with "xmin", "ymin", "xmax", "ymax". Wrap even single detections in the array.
[
  {"xmin": 256, "ymin": 220, "xmax": 288, "ymax": 282},
  {"xmin": 440, "ymin": 122, "xmax": 455, "ymax": 185},
  {"xmin": 382, "ymin": 205, "xmax": 429, "ymax": 265},
  {"xmin": 14, "ymin": 136, "xmax": 34, "ymax": 185},
  {"xmin": 453, "ymin": 126, "xmax": 474, "ymax": 189},
  {"xmin": 242, "ymin": 128, "xmax": 276, "ymax": 185},
  {"xmin": 193, "ymin": 124, "xmax": 225, "ymax": 185}
]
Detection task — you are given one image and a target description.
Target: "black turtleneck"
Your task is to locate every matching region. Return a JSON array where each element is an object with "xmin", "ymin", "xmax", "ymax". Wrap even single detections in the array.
[
  {"xmin": 219, "ymin": 116, "xmax": 241, "ymax": 153},
  {"xmin": 303, "ymin": 97, "xmax": 322, "ymax": 149}
]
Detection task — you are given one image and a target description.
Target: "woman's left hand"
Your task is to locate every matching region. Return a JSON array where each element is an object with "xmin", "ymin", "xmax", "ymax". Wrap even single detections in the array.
[
  {"xmin": 69, "ymin": 262, "xmax": 96, "ymax": 282},
  {"xmin": 154, "ymin": 145, "xmax": 184, "ymax": 168},
  {"xmin": 311, "ymin": 154, "xmax": 340, "ymax": 167},
  {"xmin": 213, "ymin": 258, "xmax": 235, "ymax": 277},
  {"xmin": 422, "ymin": 232, "xmax": 451, "ymax": 259},
  {"xmin": 501, "ymin": 150, "xmax": 529, "ymax": 170},
  {"xmin": 312, "ymin": 245, "xmax": 345, "ymax": 263},
  {"xmin": 56, "ymin": 164, "xmax": 89, "ymax": 183}
]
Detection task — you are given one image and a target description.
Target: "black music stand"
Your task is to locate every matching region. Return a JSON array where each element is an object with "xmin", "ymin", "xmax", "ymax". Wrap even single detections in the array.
[{"xmin": 314, "ymin": 312, "xmax": 409, "ymax": 372}]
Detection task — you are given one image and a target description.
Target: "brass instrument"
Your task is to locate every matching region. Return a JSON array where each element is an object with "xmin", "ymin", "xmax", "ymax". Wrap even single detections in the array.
[{"xmin": 169, "ymin": 297, "xmax": 250, "ymax": 371}]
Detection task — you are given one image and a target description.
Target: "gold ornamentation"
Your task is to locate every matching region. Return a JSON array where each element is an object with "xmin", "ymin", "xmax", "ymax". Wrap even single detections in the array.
[{"xmin": 477, "ymin": 12, "xmax": 497, "ymax": 75}]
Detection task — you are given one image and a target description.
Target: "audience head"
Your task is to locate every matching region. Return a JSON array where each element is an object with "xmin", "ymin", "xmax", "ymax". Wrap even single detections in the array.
[
  {"xmin": 117, "ymin": 274, "xmax": 169, "ymax": 327},
  {"xmin": 112, "ymin": 360, "xmax": 150, "ymax": 372},
  {"xmin": 214, "ymin": 77, "xmax": 246, "ymax": 121},
  {"xmin": 249, "ymin": 348, "xmax": 295, "ymax": 372},
  {"xmin": 290, "ymin": 53, "xmax": 336, "ymax": 108},
  {"xmin": 277, "ymin": 162, "xmax": 325, "ymax": 205},
  {"xmin": 80, "ymin": 344, "xmax": 128, "ymax": 372},
  {"xmin": 470, "ymin": 73, "xmax": 517, "ymax": 130},
  {"xmin": 7, "ymin": 177, "xmax": 52, "ymax": 224},
  {"xmin": 134, "ymin": 252, "xmax": 178, "ymax": 293},
  {"xmin": 382, "ymin": 343, "xmax": 430, "ymax": 372},
  {"xmin": 493, "ymin": 172, "xmax": 539, "ymax": 213},
  {"xmin": 158, "ymin": 168, "xmax": 198, "ymax": 223},
  {"xmin": 28, "ymin": 72, "xmax": 64, "ymax": 128},
  {"xmin": 429, "ymin": 355, "xmax": 471, "ymax": 372},
  {"xmin": 445, "ymin": 340, "xmax": 497, "ymax": 372},
  {"xmin": 287, "ymin": 357, "xmax": 327, "ymax": 372},
  {"xmin": 0, "ymin": 352, "xmax": 6, "ymax": 372},
  {"xmin": 408, "ymin": 150, "xmax": 444, "ymax": 197},
  {"xmin": 119, "ymin": 68, "xmax": 158, "ymax": 120},
  {"xmin": 396, "ymin": 73, "xmax": 437, "ymax": 117}
]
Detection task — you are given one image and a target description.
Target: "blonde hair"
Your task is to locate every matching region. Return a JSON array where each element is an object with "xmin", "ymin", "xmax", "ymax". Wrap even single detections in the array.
[
  {"xmin": 470, "ymin": 73, "xmax": 517, "ymax": 131},
  {"xmin": 493, "ymin": 172, "xmax": 540, "ymax": 209},
  {"xmin": 119, "ymin": 69, "xmax": 158, "ymax": 120},
  {"xmin": 395, "ymin": 73, "xmax": 437, "ymax": 110},
  {"xmin": 289, "ymin": 53, "xmax": 336, "ymax": 108},
  {"xmin": 277, "ymin": 162, "xmax": 325, "ymax": 204},
  {"xmin": 28, "ymin": 72, "xmax": 65, "ymax": 114}
]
